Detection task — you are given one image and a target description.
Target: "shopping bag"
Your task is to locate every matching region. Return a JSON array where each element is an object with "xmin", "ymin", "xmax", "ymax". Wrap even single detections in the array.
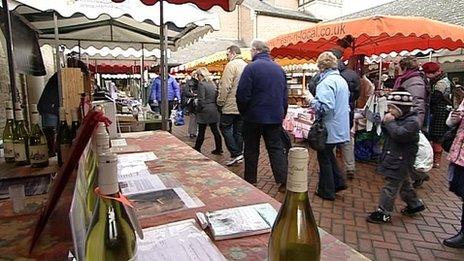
[{"xmin": 414, "ymin": 131, "xmax": 433, "ymax": 173}]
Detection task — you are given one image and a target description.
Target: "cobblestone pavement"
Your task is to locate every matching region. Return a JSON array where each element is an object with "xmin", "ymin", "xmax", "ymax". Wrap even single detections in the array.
[{"xmin": 171, "ymin": 119, "xmax": 464, "ymax": 261}]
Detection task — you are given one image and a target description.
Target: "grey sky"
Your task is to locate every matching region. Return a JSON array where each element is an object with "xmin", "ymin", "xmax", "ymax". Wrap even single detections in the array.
[{"xmin": 342, "ymin": 0, "xmax": 395, "ymax": 15}]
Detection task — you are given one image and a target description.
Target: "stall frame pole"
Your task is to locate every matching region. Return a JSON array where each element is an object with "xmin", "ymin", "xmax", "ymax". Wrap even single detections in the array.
[{"xmin": 2, "ymin": 0, "xmax": 18, "ymax": 109}]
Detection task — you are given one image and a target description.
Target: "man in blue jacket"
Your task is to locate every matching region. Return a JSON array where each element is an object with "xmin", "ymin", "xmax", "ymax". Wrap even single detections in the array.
[
  {"xmin": 149, "ymin": 67, "xmax": 181, "ymax": 131},
  {"xmin": 236, "ymin": 39, "xmax": 288, "ymax": 192}
]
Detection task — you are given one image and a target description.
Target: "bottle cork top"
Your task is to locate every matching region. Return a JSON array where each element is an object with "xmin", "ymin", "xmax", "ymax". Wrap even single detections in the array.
[
  {"xmin": 71, "ymin": 108, "xmax": 79, "ymax": 121},
  {"xmin": 59, "ymin": 107, "xmax": 67, "ymax": 120},
  {"xmin": 30, "ymin": 104, "xmax": 38, "ymax": 112}
]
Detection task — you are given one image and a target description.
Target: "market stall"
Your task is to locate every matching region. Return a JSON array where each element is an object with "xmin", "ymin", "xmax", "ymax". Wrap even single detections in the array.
[{"xmin": 268, "ymin": 15, "xmax": 464, "ymax": 150}]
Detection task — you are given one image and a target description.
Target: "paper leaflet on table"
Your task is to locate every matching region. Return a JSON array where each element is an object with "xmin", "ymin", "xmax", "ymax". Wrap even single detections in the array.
[
  {"xmin": 200, "ymin": 203, "xmax": 278, "ymax": 240},
  {"xmin": 110, "ymin": 138, "xmax": 127, "ymax": 147},
  {"xmin": 117, "ymin": 151, "xmax": 158, "ymax": 162},
  {"xmin": 137, "ymin": 219, "xmax": 226, "ymax": 261},
  {"xmin": 119, "ymin": 173, "xmax": 167, "ymax": 196}
]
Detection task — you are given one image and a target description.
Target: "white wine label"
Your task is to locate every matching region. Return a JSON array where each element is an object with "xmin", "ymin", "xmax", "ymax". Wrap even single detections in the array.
[
  {"xmin": 4, "ymin": 142, "xmax": 14, "ymax": 158},
  {"xmin": 30, "ymin": 145, "xmax": 49, "ymax": 163},
  {"xmin": 13, "ymin": 143, "xmax": 27, "ymax": 161},
  {"xmin": 287, "ymin": 148, "xmax": 309, "ymax": 193}
]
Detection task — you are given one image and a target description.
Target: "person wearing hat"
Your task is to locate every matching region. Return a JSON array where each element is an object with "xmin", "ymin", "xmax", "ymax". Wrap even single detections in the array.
[
  {"xmin": 422, "ymin": 62, "xmax": 453, "ymax": 168},
  {"xmin": 367, "ymin": 89, "xmax": 425, "ymax": 224}
]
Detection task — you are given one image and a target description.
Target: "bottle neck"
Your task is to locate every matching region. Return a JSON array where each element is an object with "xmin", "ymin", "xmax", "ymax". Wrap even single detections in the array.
[
  {"xmin": 14, "ymin": 110, "xmax": 24, "ymax": 121},
  {"xmin": 6, "ymin": 109, "xmax": 13, "ymax": 120},
  {"xmin": 287, "ymin": 148, "xmax": 309, "ymax": 193},
  {"xmin": 31, "ymin": 113, "xmax": 40, "ymax": 125},
  {"xmin": 98, "ymin": 154, "xmax": 119, "ymax": 195}
]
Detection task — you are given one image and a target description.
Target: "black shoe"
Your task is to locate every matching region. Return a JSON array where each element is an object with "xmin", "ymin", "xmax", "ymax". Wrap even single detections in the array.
[
  {"xmin": 346, "ymin": 170, "xmax": 355, "ymax": 180},
  {"xmin": 367, "ymin": 209, "xmax": 391, "ymax": 224},
  {"xmin": 278, "ymin": 183, "xmax": 286, "ymax": 193},
  {"xmin": 315, "ymin": 191, "xmax": 335, "ymax": 201},
  {"xmin": 444, "ymin": 231, "xmax": 464, "ymax": 248},
  {"xmin": 412, "ymin": 176, "xmax": 430, "ymax": 188},
  {"xmin": 211, "ymin": 149, "xmax": 223, "ymax": 155},
  {"xmin": 400, "ymin": 203, "xmax": 425, "ymax": 216},
  {"xmin": 335, "ymin": 185, "xmax": 348, "ymax": 193}
]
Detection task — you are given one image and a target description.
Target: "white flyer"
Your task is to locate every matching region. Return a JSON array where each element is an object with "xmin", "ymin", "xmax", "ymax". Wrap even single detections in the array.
[
  {"xmin": 137, "ymin": 219, "xmax": 226, "ymax": 261},
  {"xmin": 111, "ymin": 138, "xmax": 127, "ymax": 147},
  {"xmin": 118, "ymin": 152, "xmax": 158, "ymax": 162},
  {"xmin": 119, "ymin": 174, "xmax": 167, "ymax": 196},
  {"xmin": 118, "ymin": 164, "xmax": 149, "ymax": 181}
]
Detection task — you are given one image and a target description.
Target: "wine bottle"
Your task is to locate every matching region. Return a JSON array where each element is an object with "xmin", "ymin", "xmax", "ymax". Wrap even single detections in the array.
[
  {"xmin": 13, "ymin": 107, "xmax": 30, "ymax": 166},
  {"xmin": 57, "ymin": 108, "xmax": 72, "ymax": 166},
  {"xmin": 28, "ymin": 104, "xmax": 49, "ymax": 168},
  {"xmin": 3, "ymin": 101, "xmax": 15, "ymax": 163},
  {"xmin": 71, "ymin": 108, "xmax": 80, "ymax": 140},
  {"xmin": 86, "ymin": 123, "xmax": 110, "ymax": 220},
  {"xmin": 268, "ymin": 147, "xmax": 321, "ymax": 261},
  {"xmin": 85, "ymin": 153, "xmax": 136, "ymax": 261}
]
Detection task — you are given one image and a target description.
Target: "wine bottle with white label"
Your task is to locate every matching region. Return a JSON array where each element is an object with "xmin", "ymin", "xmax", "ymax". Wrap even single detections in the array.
[
  {"xmin": 85, "ymin": 153, "xmax": 136, "ymax": 261},
  {"xmin": 86, "ymin": 122, "xmax": 110, "ymax": 221},
  {"xmin": 28, "ymin": 104, "xmax": 49, "ymax": 168},
  {"xmin": 268, "ymin": 147, "xmax": 321, "ymax": 261},
  {"xmin": 57, "ymin": 108, "xmax": 72, "ymax": 166},
  {"xmin": 13, "ymin": 107, "xmax": 29, "ymax": 166},
  {"xmin": 3, "ymin": 101, "xmax": 15, "ymax": 163}
]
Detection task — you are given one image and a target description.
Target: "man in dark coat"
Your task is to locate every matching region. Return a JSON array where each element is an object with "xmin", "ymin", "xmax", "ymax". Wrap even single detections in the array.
[
  {"xmin": 236, "ymin": 39, "xmax": 288, "ymax": 192},
  {"xmin": 367, "ymin": 89, "xmax": 425, "ymax": 224},
  {"xmin": 308, "ymin": 49, "xmax": 360, "ymax": 179}
]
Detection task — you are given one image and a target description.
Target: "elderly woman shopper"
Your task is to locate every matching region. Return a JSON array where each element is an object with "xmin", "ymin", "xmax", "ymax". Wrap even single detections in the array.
[
  {"xmin": 393, "ymin": 56, "xmax": 430, "ymax": 187},
  {"xmin": 193, "ymin": 67, "xmax": 223, "ymax": 155},
  {"xmin": 443, "ymin": 99, "xmax": 464, "ymax": 248},
  {"xmin": 422, "ymin": 62, "xmax": 453, "ymax": 168},
  {"xmin": 310, "ymin": 51, "xmax": 351, "ymax": 201}
]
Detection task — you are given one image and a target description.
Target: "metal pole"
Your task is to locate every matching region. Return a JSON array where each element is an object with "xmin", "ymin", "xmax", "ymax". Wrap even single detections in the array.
[
  {"xmin": 2, "ymin": 0, "xmax": 18, "ymax": 106},
  {"xmin": 78, "ymin": 40, "xmax": 82, "ymax": 61},
  {"xmin": 141, "ymin": 43, "xmax": 145, "ymax": 103},
  {"xmin": 160, "ymin": 0, "xmax": 169, "ymax": 131},
  {"xmin": 53, "ymin": 12, "xmax": 63, "ymax": 107},
  {"xmin": 378, "ymin": 57, "xmax": 383, "ymax": 90}
]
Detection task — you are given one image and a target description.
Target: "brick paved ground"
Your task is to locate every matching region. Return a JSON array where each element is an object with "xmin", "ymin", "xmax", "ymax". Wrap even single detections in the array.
[{"xmin": 171, "ymin": 119, "xmax": 464, "ymax": 260}]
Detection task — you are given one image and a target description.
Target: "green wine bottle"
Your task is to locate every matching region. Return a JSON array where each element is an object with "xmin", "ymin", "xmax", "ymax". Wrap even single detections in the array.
[
  {"xmin": 28, "ymin": 104, "xmax": 49, "ymax": 168},
  {"xmin": 268, "ymin": 147, "xmax": 321, "ymax": 261},
  {"xmin": 86, "ymin": 123, "xmax": 110, "ymax": 221},
  {"xmin": 71, "ymin": 108, "xmax": 80, "ymax": 140},
  {"xmin": 85, "ymin": 153, "xmax": 136, "ymax": 261},
  {"xmin": 57, "ymin": 108, "xmax": 72, "ymax": 166},
  {"xmin": 3, "ymin": 101, "xmax": 15, "ymax": 163},
  {"xmin": 13, "ymin": 107, "xmax": 30, "ymax": 166}
]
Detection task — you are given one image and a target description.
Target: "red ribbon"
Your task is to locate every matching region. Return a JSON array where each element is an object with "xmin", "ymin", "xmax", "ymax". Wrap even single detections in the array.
[{"xmin": 94, "ymin": 187, "xmax": 134, "ymax": 208}]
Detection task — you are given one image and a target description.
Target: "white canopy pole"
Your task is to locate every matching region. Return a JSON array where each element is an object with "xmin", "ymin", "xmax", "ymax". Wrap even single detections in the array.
[
  {"xmin": 53, "ymin": 12, "xmax": 63, "ymax": 108},
  {"xmin": 160, "ymin": 0, "xmax": 169, "ymax": 131}
]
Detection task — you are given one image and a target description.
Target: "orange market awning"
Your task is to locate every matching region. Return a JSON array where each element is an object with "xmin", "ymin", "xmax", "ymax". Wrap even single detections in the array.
[{"xmin": 268, "ymin": 15, "xmax": 464, "ymax": 60}]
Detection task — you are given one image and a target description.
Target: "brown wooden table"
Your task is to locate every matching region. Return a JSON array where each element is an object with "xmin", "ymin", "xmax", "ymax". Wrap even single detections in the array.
[{"xmin": 0, "ymin": 131, "xmax": 369, "ymax": 260}]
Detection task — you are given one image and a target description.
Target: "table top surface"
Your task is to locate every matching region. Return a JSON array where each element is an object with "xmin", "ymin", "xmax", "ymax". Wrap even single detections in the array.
[{"xmin": 0, "ymin": 131, "xmax": 369, "ymax": 260}]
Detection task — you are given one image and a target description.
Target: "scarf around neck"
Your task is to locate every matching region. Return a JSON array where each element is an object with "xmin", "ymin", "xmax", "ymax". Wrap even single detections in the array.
[{"xmin": 393, "ymin": 69, "xmax": 422, "ymax": 89}]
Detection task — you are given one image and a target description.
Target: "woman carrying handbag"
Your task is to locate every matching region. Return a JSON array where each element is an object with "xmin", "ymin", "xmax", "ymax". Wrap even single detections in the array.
[
  {"xmin": 310, "ymin": 51, "xmax": 351, "ymax": 201},
  {"xmin": 192, "ymin": 67, "xmax": 223, "ymax": 155}
]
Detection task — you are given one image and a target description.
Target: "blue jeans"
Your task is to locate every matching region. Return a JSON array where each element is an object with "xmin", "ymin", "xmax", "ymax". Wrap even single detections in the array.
[
  {"xmin": 41, "ymin": 113, "xmax": 58, "ymax": 127},
  {"xmin": 219, "ymin": 114, "xmax": 243, "ymax": 157},
  {"xmin": 317, "ymin": 143, "xmax": 345, "ymax": 199}
]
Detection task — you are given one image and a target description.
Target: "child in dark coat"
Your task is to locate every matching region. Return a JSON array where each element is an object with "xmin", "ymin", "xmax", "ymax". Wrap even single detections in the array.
[{"xmin": 367, "ymin": 89, "xmax": 426, "ymax": 223}]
